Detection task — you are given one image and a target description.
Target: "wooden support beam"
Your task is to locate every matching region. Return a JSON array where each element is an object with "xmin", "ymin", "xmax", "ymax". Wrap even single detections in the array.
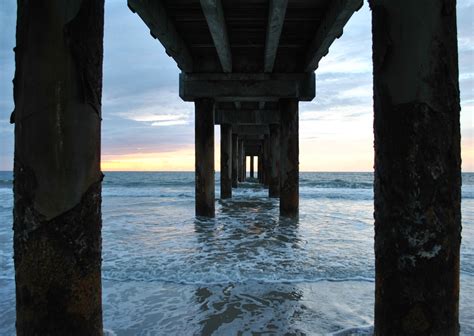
[
  {"xmin": 304, "ymin": 0, "xmax": 362, "ymax": 72},
  {"xmin": 128, "ymin": 0, "xmax": 193, "ymax": 72},
  {"xmin": 200, "ymin": 0, "xmax": 232, "ymax": 72},
  {"xmin": 264, "ymin": 0, "xmax": 288, "ymax": 72},
  {"xmin": 215, "ymin": 109, "xmax": 280, "ymax": 125},
  {"xmin": 180, "ymin": 73, "xmax": 315, "ymax": 102}
]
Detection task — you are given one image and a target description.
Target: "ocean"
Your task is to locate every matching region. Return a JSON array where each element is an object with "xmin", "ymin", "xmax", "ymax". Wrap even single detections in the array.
[{"xmin": 0, "ymin": 171, "xmax": 473, "ymax": 335}]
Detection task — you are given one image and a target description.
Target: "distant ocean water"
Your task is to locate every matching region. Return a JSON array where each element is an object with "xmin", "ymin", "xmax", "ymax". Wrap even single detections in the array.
[{"xmin": 0, "ymin": 171, "xmax": 473, "ymax": 335}]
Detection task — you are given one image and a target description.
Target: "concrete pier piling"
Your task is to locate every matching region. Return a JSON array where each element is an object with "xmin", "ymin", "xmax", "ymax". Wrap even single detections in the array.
[
  {"xmin": 371, "ymin": 0, "xmax": 461, "ymax": 334},
  {"xmin": 195, "ymin": 98, "xmax": 215, "ymax": 217},
  {"xmin": 220, "ymin": 124, "xmax": 232, "ymax": 199},
  {"xmin": 250, "ymin": 156, "xmax": 254, "ymax": 178},
  {"xmin": 13, "ymin": 0, "xmax": 104, "ymax": 334},
  {"xmin": 269, "ymin": 123, "xmax": 281, "ymax": 197},
  {"xmin": 279, "ymin": 99, "xmax": 299, "ymax": 217},
  {"xmin": 239, "ymin": 139, "xmax": 245, "ymax": 182},
  {"xmin": 232, "ymin": 134, "xmax": 239, "ymax": 188},
  {"xmin": 264, "ymin": 135, "xmax": 270, "ymax": 188}
]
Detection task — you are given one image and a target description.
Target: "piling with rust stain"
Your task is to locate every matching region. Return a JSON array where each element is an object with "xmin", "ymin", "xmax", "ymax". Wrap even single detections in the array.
[
  {"xmin": 371, "ymin": 0, "xmax": 461, "ymax": 334},
  {"xmin": 13, "ymin": 0, "xmax": 104, "ymax": 334}
]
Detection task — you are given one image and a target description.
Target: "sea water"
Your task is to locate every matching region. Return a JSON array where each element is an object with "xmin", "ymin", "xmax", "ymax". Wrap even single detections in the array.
[{"xmin": 0, "ymin": 172, "xmax": 473, "ymax": 335}]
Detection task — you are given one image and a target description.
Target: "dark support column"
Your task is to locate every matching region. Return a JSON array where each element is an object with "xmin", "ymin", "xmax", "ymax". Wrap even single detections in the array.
[
  {"xmin": 232, "ymin": 134, "xmax": 238, "ymax": 187},
  {"xmin": 371, "ymin": 1, "xmax": 461, "ymax": 334},
  {"xmin": 263, "ymin": 135, "xmax": 270, "ymax": 188},
  {"xmin": 269, "ymin": 124, "xmax": 281, "ymax": 197},
  {"xmin": 279, "ymin": 98, "xmax": 299, "ymax": 217},
  {"xmin": 239, "ymin": 139, "xmax": 245, "ymax": 182},
  {"xmin": 242, "ymin": 154, "xmax": 246, "ymax": 182},
  {"xmin": 220, "ymin": 124, "xmax": 232, "ymax": 199},
  {"xmin": 250, "ymin": 156, "xmax": 254, "ymax": 178},
  {"xmin": 195, "ymin": 98, "xmax": 215, "ymax": 217},
  {"xmin": 258, "ymin": 154, "xmax": 263, "ymax": 183},
  {"xmin": 260, "ymin": 140, "xmax": 266, "ymax": 185},
  {"xmin": 13, "ymin": 1, "xmax": 104, "ymax": 334}
]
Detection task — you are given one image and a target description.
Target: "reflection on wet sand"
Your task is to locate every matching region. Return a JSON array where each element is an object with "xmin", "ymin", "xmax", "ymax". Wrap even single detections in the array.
[{"xmin": 194, "ymin": 181, "xmax": 306, "ymax": 334}]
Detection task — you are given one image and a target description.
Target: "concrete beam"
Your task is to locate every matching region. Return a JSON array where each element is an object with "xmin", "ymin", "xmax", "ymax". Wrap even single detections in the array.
[
  {"xmin": 245, "ymin": 147, "xmax": 261, "ymax": 157},
  {"xmin": 234, "ymin": 125, "xmax": 270, "ymax": 135},
  {"xmin": 264, "ymin": 0, "xmax": 288, "ymax": 72},
  {"xmin": 180, "ymin": 73, "xmax": 315, "ymax": 102},
  {"xmin": 304, "ymin": 0, "xmax": 362, "ymax": 72},
  {"xmin": 128, "ymin": 0, "xmax": 193, "ymax": 72},
  {"xmin": 242, "ymin": 139, "xmax": 263, "ymax": 147},
  {"xmin": 215, "ymin": 109, "xmax": 280, "ymax": 125},
  {"xmin": 234, "ymin": 134, "xmax": 264, "ymax": 140},
  {"xmin": 200, "ymin": 0, "xmax": 232, "ymax": 72}
]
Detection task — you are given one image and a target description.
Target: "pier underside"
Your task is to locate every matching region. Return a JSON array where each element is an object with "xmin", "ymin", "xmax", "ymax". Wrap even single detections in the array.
[{"xmin": 11, "ymin": 0, "xmax": 462, "ymax": 334}]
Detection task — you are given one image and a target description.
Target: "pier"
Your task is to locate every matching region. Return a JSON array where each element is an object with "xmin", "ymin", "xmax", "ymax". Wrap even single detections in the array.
[{"xmin": 11, "ymin": 0, "xmax": 462, "ymax": 335}]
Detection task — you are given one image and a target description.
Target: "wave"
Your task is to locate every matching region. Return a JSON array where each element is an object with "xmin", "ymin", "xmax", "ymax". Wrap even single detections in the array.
[
  {"xmin": 332, "ymin": 326, "xmax": 374, "ymax": 336},
  {"xmin": 101, "ymin": 274, "xmax": 376, "ymax": 286},
  {"xmin": 300, "ymin": 178, "xmax": 373, "ymax": 189},
  {"xmin": 0, "ymin": 179, "xmax": 13, "ymax": 188}
]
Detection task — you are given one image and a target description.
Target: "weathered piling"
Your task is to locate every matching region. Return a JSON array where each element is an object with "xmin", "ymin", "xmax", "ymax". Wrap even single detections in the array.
[
  {"xmin": 371, "ymin": 0, "xmax": 461, "ymax": 334},
  {"xmin": 258, "ymin": 154, "xmax": 263, "ymax": 183},
  {"xmin": 232, "ymin": 134, "xmax": 239, "ymax": 187},
  {"xmin": 13, "ymin": 0, "xmax": 104, "ymax": 334},
  {"xmin": 220, "ymin": 124, "xmax": 232, "ymax": 198},
  {"xmin": 269, "ymin": 123, "xmax": 281, "ymax": 197},
  {"xmin": 195, "ymin": 98, "xmax": 215, "ymax": 217},
  {"xmin": 250, "ymin": 156, "xmax": 254, "ymax": 178},
  {"xmin": 263, "ymin": 134, "xmax": 270, "ymax": 188},
  {"xmin": 239, "ymin": 139, "xmax": 245, "ymax": 182},
  {"xmin": 279, "ymin": 98, "xmax": 299, "ymax": 217}
]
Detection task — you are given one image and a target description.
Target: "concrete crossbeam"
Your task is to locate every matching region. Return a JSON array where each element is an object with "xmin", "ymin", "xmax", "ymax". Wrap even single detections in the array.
[
  {"xmin": 264, "ymin": 0, "xmax": 288, "ymax": 72},
  {"xmin": 128, "ymin": 0, "xmax": 193, "ymax": 72},
  {"xmin": 179, "ymin": 73, "xmax": 315, "ymax": 102},
  {"xmin": 234, "ymin": 134, "xmax": 264, "ymax": 140},
  {"xmin": 200, "ymin": 0, "xmax": 232, "ymax": 72},
  {"xmin": 234, "ymin": 125, "xmax": 270, "ymax": 135},
  {"xmin": 215, "ymin": 109, "xmax": 280, "ymax": 125},
  {"xmin": 304, "ymin": 0, "xmax": 362, "ymax": 71}
]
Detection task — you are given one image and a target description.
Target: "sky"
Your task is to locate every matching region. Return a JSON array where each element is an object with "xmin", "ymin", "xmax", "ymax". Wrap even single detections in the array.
[{"xmin": 0, "ymin": 1, "xmax": 473, "ymax": 172}]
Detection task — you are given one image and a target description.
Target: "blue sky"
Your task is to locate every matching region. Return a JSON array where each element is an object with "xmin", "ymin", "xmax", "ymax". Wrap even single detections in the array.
[{"xmin": 1, "ymin": 1, "xmax": 472, "ymax": 171}]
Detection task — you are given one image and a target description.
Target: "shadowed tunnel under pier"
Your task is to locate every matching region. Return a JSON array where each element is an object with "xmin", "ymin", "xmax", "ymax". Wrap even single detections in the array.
[{"xmin": 11, "ymin": 0, "xmax": 462, "ymax": 334}]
